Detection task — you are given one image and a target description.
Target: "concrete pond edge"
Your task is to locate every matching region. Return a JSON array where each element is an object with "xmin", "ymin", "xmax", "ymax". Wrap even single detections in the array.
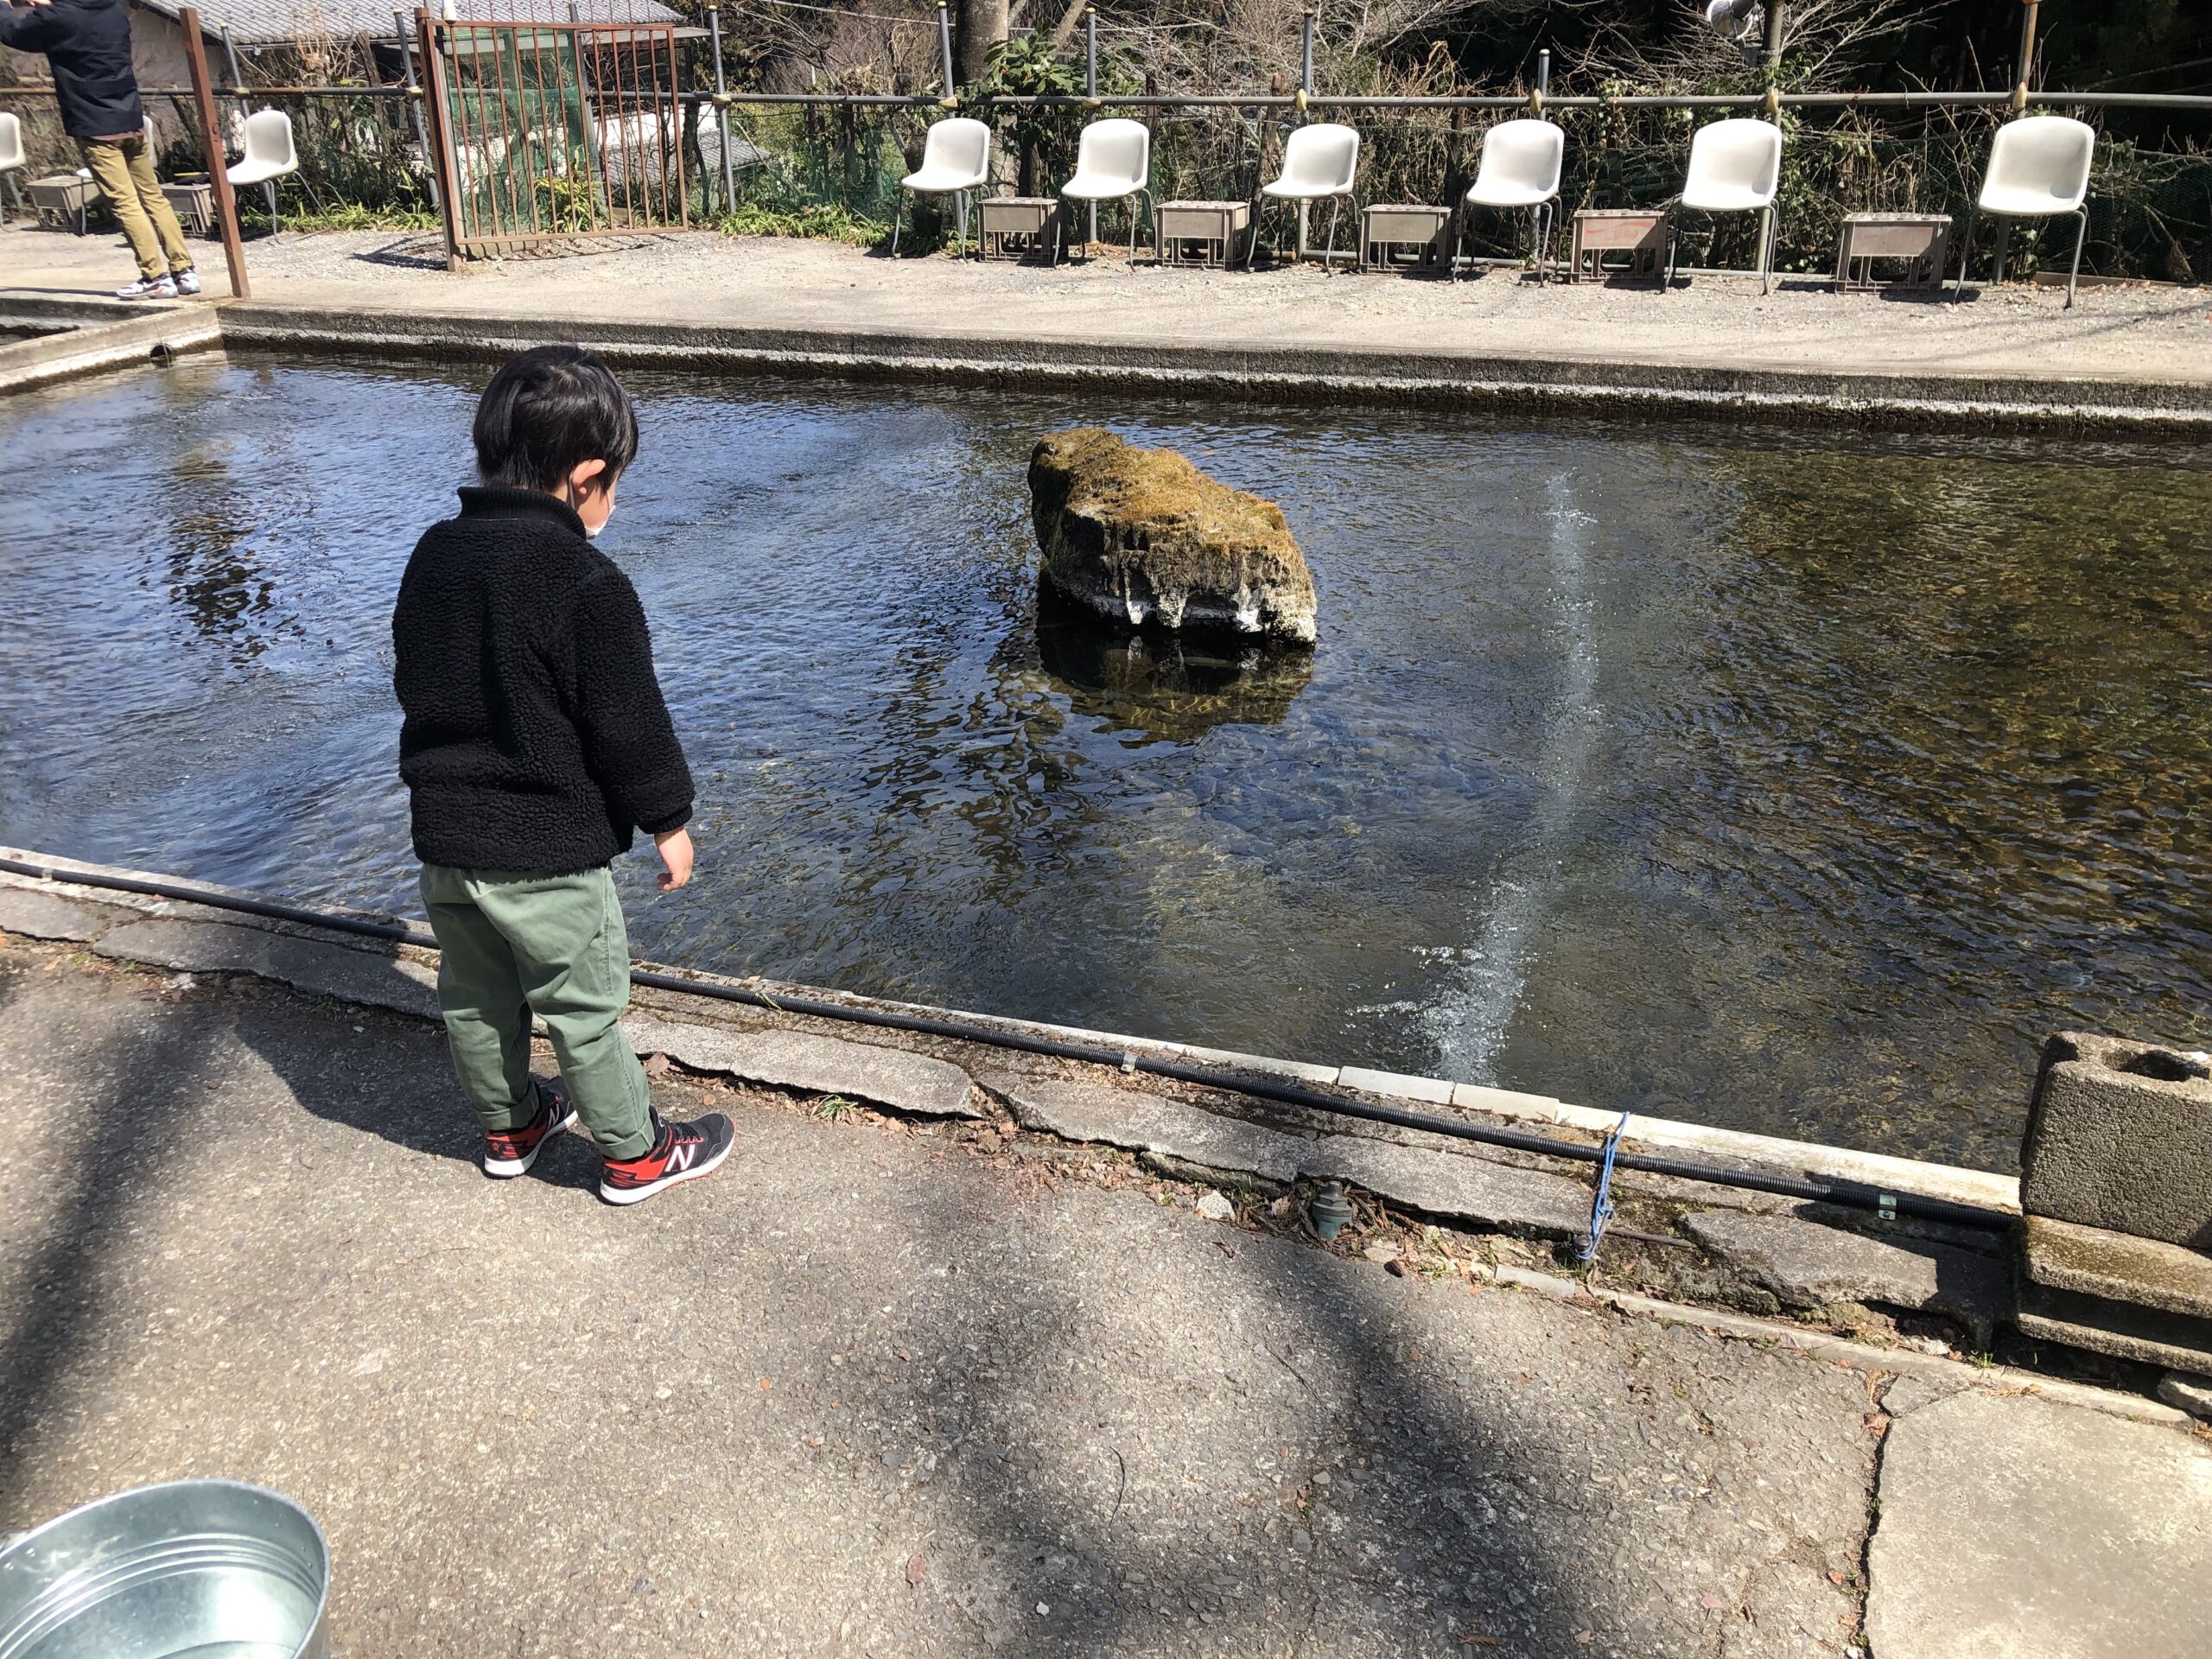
[
  {"xmin": 3, "ymin": 848, "xmax": 2189, "ymax": 1434},
  {"xmin": 5, "ymin": 295, "xmax": 2211, "ymax": 439}
]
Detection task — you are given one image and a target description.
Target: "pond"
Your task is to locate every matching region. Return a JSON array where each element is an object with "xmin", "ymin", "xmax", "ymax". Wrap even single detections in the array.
[{"xmin": 3, "ymin": 352, "xmax": 2207, "ymax": 1171}]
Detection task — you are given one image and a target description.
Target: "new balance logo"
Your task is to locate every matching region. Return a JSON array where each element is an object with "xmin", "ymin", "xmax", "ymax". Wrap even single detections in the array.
[{"xmin": 665, "ymin": 1142, "xmax": 696, "ymax": 1173}]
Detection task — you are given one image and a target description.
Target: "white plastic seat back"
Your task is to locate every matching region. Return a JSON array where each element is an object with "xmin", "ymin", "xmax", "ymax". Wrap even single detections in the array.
[
  {"xmin": 906, "ymin": 117, "xmax": 991, "ymax": 191},
  {"xmin": 228, "ymin": 110, "xmax": 300, "ymax": 184},
  {"xmin": 1467, "ymin": 118, "xmax": 1562, "ymax": 206},
  {"xmin": 1681, "ymin": 118, "xmax": 1780, "ymax": 211},
  {"xmin": 0, "ymin": 112, "xmax": 24, "ymax": 173},
  {"xmin": 1980, "ymin": 116, "xmax": 2094, "ymax": 216},
  {"xmin": 1065, "ymin": 118, "xmax": 1148, "ymax": 195},
  {"xmin": 1267, "ymin": 123, "xmax": 1359, "ymax": 197}
]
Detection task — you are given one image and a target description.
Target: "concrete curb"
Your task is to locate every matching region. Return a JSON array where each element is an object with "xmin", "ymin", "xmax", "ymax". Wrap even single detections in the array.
[
  {"xmin": 1482, "ymin": 1265, "xmax": 2192, "ymax": 1432},
  {"xmin": 1, "ymin": 852, "xmax": 2183, "ymax": 1436},
  {"xmin": 0, "ymin": 846, "xmax": 2018, "ymax": 1213},
  {"xmin": 0, "ymin": 306, "xmax": 222, "ymax": 397},
  {"xmin": 213, "ymin": 301, "xmax": 2212, "ymax": 437}
]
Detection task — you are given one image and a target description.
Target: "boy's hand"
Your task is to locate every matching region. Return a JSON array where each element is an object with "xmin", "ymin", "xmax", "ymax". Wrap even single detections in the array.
[{"xmin": 655, "ymin": 828, "xmax": 694, "ymax": 893}]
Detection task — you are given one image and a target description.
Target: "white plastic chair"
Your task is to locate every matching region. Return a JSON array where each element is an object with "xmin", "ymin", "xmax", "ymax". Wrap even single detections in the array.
[
  {"xmin": 893, "ymin": 116, "xmax": 992, "ymax": 258},
  {"xmin": 226, "ymin": 109, "xmax": 301, "ymax": 237},
  {"xmin": 1454, "ymin": 118, "xmax": 1563, "ymax": 282},
  {"xmin": 1247, "ymin": 122, "xmax": 1359, "ymax": 270},
  {"xmin": 0, "ymin": 113, "xmax": 25, "ymax": 213},
  {"xmin": 1059, "ymin": 118, "xmax": 1151, "ymax": 263},
  {"xmin": 1666, "ymin": 117, "xmax": 1783, "ymax": 293},
  {"xmin": 1952, "ymin": 115, "xmax": 2095, "ymax": 309}
]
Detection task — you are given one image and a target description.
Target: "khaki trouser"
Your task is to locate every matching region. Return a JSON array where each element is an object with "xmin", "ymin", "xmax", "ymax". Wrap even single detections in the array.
[
  {"xmin": 79, "ymin": 134, "xmax": 194, "ymax": 282},
  {"xmin": 418, "ymin": 864, "xmax": 657, "ymax": 1161}
]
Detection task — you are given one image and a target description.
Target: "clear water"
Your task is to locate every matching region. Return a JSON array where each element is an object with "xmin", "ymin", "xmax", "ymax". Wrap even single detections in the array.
[{"xmin": 3, "ymin": 353, "xmax": 2208, "ymax": 1170}]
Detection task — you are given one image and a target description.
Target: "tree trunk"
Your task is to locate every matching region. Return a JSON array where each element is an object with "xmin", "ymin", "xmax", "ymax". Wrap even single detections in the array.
[{"xmin": 957, "ymin": 0, "xmax": 1008, "ymax": 86}]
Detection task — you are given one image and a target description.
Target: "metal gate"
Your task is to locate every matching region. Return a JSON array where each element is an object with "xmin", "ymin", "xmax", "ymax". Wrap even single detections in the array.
[{"xmin": 416, "ymin": 10, "xmax": 687, "ymax": 264}]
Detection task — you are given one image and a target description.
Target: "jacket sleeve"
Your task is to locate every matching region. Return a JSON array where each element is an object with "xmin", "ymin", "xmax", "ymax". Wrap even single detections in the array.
[
  {"xmin": 0, "ymin": 7, "xmax": 65, "ymax": 49},
  {"xmin": 569, "ymin": 567, "xmax": 695, "ymax": 837}
]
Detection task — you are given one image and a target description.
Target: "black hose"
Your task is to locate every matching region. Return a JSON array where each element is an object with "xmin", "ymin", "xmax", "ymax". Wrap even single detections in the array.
[{"xmin": 2, "ymin": 854, "xmax": 2016, "ymax": 1232}]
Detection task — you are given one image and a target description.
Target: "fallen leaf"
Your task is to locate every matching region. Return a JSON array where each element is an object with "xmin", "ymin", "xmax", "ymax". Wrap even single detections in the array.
[
  {"xmin": 641, "ymin": 1052, "xmax": 671, "ymax": 1077},
  {"xmin": 758, "ymin": 1377, "xmax": 772, "ymax": 1392},
  {"xmin": 1700, "ymin": 1592, "xmax": 1729, "ymax": 1611},
  {"xmin": 905, "ymin": 1554, "xmax": 927, "ymax": 1587}
]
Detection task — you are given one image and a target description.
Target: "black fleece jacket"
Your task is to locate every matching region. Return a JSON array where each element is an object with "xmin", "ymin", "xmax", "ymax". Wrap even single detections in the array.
[
  {"xmin": 392, "ymin": 488, "xmax": 693, "ymax": 874},
  {"xmin": 0, "ymin": 0, "xmax": 143, "ymax": 142}
]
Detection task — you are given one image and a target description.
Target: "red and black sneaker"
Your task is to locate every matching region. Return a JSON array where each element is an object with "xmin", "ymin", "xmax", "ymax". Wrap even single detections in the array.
[
  {"xmin": 482, "ymin": 1077, "xmax": 576, "ymax": 1179},
  {"xmin": 599, "ymin": 1109, "xmax": 735, "ymax": 1206}
]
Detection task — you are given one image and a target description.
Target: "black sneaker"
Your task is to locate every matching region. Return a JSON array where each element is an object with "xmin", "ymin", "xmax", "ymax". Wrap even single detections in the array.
[
  {"xmin": 482, "ymin": 1077, "xmax": 576, "ymax": 1178},
  {"xmin": 599, "ymin": 1109, "xmax": 734, "ymax": 1206}
]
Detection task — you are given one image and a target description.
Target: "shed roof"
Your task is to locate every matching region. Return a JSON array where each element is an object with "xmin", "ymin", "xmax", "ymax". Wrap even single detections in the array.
[{"xmin": 132, "ymin": 0, "xmax": 684, "ymax": 48}]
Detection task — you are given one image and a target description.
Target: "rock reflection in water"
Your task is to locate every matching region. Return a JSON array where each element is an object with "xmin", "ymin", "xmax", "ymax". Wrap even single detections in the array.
[{"xmin": 1035, "ymin": 593, "xmax": 1313, "ymax": 744}]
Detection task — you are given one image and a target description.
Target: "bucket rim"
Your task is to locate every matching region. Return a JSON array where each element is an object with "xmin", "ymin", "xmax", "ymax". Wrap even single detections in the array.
[{"xmin": 0, "ymin": 1478, "xmax": 329, "ymax": 1656}]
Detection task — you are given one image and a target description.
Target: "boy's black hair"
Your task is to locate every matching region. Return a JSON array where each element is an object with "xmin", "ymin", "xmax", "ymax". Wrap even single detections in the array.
[{"xmin": 472, "ymin": 344, "xmax": 639, "ymax": 493}]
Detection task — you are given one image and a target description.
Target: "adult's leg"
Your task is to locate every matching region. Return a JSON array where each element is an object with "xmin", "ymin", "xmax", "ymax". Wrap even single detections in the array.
[
  {"xmin": 122, "ymin": 134, "xmax": 194, "ymax": 274},
  {"xmin": 418, "ymin": 863, "xmax": 536, "ymax": 1131},
  {"xmin": 464, "ymin": 868, "xmax": 655, "ymax": 1162},
  {"xmin": 79, "ymin": 138, "xmax": 163, "ymax": 279}
]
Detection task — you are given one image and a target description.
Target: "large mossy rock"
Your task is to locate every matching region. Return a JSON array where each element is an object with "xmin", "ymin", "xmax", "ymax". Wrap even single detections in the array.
[{"xmin": 1028, "ymin": 428, "xmax": 1317, "ymax": 645}]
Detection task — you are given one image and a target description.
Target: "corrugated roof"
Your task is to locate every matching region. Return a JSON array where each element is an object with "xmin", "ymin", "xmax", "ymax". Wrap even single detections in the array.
[{"xmin": 132, "ymin": 0, "xmax": 684, "ymax": 48}]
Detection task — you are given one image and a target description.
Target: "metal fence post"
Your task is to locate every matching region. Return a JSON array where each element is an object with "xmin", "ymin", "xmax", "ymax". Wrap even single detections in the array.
[
  {"xmin": 1762, "ymin": 2, "xmax": 1786, "ymax": 72},
  {"xmin": 1537, "ymin": 48, "xmax": 1549, "ymax": 99},
  {"xmin": 220, "ymin": 26, "xmax": 280, "ymax": 227},
  {"xmin": 394, "ymin": 9, "xmax": 437, "ymax": 213},
  {"xmin": 707, "ymin": 1, "xmax": 734, "ymax": 213},
  {"xmin": 1084, "ymin": 6, "xmax": 1097, "ymax": 246},
  {"xmin": 938, "ymin": 3, "xmax": 956, "ymax": 99},
  {"xmin": 178, "ymin": 6, "xmax": 249, "ymax": 296},
  {"xmin": 1295, "ymin": 8, "xmax": 1315, "ymax": 256}
]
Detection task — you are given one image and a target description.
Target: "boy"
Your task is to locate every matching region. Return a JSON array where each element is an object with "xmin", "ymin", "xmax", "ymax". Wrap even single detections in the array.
[
  {"xmin": 0, "ymin": 0, "xmax": 199, "ymax": 301},
  {"xmin": 392, "ymin": 344, "xmax": 732, "ymax": 1205}
]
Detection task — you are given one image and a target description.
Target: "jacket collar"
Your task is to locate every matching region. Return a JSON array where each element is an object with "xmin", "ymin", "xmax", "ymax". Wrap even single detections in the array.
[{"xmin": 456, "ymin": 485, "xmax": 587, "ymax": 538}]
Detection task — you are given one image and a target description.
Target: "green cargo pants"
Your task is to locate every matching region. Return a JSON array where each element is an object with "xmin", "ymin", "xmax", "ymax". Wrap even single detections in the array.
[{"xmin": 418, "ymin": 864, "xmax": 656, "ymax": 1160}]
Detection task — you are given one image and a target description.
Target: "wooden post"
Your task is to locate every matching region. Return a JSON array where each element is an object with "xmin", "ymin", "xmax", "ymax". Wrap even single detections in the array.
[
  {"xmin": 416, "ymin": 7, "xmax": 466, "ymax": 271},
  {"xmin": 2012, "ymin": 0, "xmax": 2042, "ymax": 111},
  {"xmin": 178, "ymin": 7, "xmax": 249, "ymax": 299}
]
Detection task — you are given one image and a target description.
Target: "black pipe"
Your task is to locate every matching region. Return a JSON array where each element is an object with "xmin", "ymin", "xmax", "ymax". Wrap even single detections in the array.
[{"xmin": 0, "ymin": 855, "xmax": 2015, "ymax": 1232}]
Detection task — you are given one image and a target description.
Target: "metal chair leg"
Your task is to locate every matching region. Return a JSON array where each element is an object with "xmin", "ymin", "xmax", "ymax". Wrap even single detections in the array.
[
  {"xmin": 891, "ymin": 191, "xmax": 903, "ymax": 257},
  {"xmin": 1759, "ymin": 204, "xmax": 1775, "ymax": 295},
  {"xmin": 1951, "ymin": 204, "xmax": 1977, "ymax": 302},
  {"xmin": 1245, "ymin": 199, "xmax": 1264, "ymax": 270},
  {"xmin": 1323, "ymin": 195, "xmax": 1340, "ymax": 270},
  {"xmin": 2066, "ymin": 206, "xmax": 2087, "ymax": 308}
]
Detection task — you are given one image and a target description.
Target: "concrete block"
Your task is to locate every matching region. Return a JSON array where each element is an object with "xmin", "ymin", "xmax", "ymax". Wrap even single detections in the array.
[
  {"xmin": 95, "ymin": 918, "xmax": 440, "ymax": 1020},
  {"xmin": 1865, "ymin": 1389, "xmax": 2212, "ymax": 1659},
  {"xmin": 1681, "ymin": 1209, "xmax": 2007, "ymax": 1344},
  {"xmin": 990, "ymin": 1077, "xmax": 1589, "ymax": 1235},
  {"xmin": 2020, "ymin": 1031, "xmax": 2212, "ymax": 1247},
  {"xmin": 2012, "ymin": 1215, "xmax": 2212, "ymax": 1372},
  {"xmin": 1337, "ymin": 1065, "xmax": 1454, "ymax": 1105},
  {"xmin": 623, "ymin": 1014, "xmax": 978, "ymax": 1118},
  {"xmin": 2157, "ymin": 1371, "xmax": 2212, "ymax": 1422},
  {"xmin": 0, "ymin": 885, "xmax": 135, "ymax": 942},
  {"xmin": 2018, "ymin": 1214, "xmax": 2212, "ymax": 1322}
]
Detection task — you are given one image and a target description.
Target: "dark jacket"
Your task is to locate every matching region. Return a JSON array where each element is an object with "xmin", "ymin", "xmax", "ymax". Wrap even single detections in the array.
[
  {"xmin": 0, "ymin": 0, "xmax": 143, "ymax": 143},
  {"xmin": 392, "ymin": 487, "xmax": 694, "ymax": 874}
]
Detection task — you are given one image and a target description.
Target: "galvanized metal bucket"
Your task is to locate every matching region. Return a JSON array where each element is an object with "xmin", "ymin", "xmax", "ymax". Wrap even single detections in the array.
[{"xmin": 0, "ymin": 1480, "xmax": 327, "ymax": 1659}]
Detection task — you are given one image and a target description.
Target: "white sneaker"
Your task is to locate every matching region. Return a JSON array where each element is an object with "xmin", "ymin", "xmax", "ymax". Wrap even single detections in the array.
[
  {"xmin": 116, "ymin": 276, "xmax": 179, "ymax": 301},
  {"xmin": 174, "ymin": 270, "xmax": 200, "ymax": 297}
]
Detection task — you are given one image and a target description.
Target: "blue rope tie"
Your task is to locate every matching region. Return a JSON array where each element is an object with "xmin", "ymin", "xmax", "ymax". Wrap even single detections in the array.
[{"xmin": 1576, "ymin": 1112, "xmax": 1630, "ymax": 1263}]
